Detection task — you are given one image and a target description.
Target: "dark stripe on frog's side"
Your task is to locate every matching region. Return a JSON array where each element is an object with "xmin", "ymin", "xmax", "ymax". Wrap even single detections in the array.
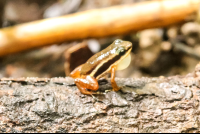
[
  {"xmin": 80, "ymin": 46, "xmax": 114, "ymax": 75},
  {"xmin": 93, "ymin": 54, "xmax": 121, "ymax": 78},
  {"xmin": 94, "ymin": 46, "xmax": 132, "ymax": 78}
]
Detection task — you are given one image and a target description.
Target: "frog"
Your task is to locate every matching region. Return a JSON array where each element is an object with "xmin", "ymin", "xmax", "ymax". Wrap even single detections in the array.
[{"xmin": 70, "ymin": 39, "xmax": 132, "ymax": 95}]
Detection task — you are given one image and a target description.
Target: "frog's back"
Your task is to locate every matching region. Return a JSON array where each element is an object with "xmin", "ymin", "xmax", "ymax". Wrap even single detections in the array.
[{"xmin": 80, "ymin": 46, "xmax": 113, "ymax": 76}]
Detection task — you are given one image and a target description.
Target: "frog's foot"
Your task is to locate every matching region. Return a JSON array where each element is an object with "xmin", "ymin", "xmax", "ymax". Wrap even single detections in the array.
[{"xmin": 110, "ymin": 80, "xmax": 121, "ymax": 92}]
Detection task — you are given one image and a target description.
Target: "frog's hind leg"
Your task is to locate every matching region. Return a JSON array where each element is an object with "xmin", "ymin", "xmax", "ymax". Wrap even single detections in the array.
[
  {"xmin": 70, "ymin": 65, "xmax": 83, "ymax": 78},
  {"xmin": 75, "ymin": 82, "xmax": 95, "ymax": 95},
  {"xmin": 75, "ymin": 75, "xmax": 99, "ymax": 95}
]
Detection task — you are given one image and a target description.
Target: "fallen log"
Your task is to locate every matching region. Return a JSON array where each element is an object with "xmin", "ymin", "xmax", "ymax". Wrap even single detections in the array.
[
  {"xmin": 0, "ymin": 0, "xmax": 199, "ymax": 57},
  {"xmin": 0, "ymin": 63, "xmax": 200, "ymax": 132}
]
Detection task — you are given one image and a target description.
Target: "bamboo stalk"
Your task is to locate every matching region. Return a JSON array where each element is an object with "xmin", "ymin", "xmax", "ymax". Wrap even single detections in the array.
[{"xmin": 0, "ymin": 0, "xmax": 199, "ymax": 57}]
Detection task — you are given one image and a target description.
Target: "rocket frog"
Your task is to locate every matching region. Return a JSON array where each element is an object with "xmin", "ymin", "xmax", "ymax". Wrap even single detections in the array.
[{"xmin": 70, "ymin": 39, "xmax": 132, "ymax": 95}]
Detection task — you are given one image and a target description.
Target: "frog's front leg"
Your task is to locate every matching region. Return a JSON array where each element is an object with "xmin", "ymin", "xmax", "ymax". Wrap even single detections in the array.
[
  {"xmin": 75, "ymin": 75, "xmax": 99, "ymax": 95},
  {"xmin": 110, "ymin": 66, "xmax": 120, "ymax": 92}
]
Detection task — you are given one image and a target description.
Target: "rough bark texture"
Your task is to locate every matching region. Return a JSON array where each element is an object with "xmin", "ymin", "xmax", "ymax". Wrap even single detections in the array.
[{"xmin": 1, "ymin": 65, "xmax": 200, "ymax": 132}]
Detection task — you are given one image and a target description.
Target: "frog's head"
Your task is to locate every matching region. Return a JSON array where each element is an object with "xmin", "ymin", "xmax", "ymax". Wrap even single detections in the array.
[{"xmin": 112, "ymin": 39, "xmax": 132, "ymax": 56}]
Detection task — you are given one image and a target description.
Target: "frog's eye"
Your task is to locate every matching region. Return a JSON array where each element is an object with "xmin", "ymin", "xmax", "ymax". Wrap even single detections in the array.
[
  {"xmin": 116, "ymin": 47, "xmax": 126, "ymax": 55},
  {"xmin": 114, "ymin": 39, "xmax": 122, "ymax": 45}
]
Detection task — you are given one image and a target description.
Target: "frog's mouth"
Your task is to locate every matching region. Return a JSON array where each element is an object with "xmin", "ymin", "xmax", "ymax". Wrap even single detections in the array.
[{"xmin": 125, "ymin": 43, "xmax": 132, "ymax": 51}]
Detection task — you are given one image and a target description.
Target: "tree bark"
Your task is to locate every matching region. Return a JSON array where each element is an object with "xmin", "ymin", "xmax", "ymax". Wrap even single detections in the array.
[
  {"xmin": 0, "ymin": 0, "xmax": 199, "ymax": 57},
  {"xmin": 0, "ymin": 63, "xmax": 200, "ymax": 132}
]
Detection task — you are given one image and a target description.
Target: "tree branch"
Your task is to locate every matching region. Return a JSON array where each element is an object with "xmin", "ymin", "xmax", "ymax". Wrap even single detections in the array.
[
  {"xmin": 0, "ymin": 63, "xmax": 200, "ymax": 132},
  {"xmin": 0, "ymin": 0, "xmax": 199, "ymax": 57}
]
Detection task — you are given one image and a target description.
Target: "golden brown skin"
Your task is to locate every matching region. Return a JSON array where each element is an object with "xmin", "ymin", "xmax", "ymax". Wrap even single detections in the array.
[{"xmin": 70, "ymin": 39, "xmax": 132, "ymax": 95}]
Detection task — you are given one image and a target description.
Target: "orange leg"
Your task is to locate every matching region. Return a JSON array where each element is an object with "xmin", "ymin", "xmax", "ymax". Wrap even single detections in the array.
[
  {"xmin": 70, "ymin": 65, "xmax": 99, "ymax": 95},
  {"xmin": 70, "ymin": 65, "xmax": 83, "ymax": 78},
  {"xmin": 75, "ymin": 75, "xmax": 99, "ymax": 95},
  {"xmin": 111, "ymin": 66, "xmax": 120, "ymax": 92},
  {"xmin": 75, "ymin": 82, "xmax": 96, "ymax": 95}
]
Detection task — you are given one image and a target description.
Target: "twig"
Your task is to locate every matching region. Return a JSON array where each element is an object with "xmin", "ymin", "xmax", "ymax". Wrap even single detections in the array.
[{"xmin": 171, "ymin": 39, "xmax": 200, "ymax": 60}]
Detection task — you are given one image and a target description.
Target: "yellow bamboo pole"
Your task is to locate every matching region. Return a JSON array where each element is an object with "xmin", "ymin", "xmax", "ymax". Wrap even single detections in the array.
[{"xmin": 0, "ymin": 0, "xmax": 199, "ymax": 57}]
